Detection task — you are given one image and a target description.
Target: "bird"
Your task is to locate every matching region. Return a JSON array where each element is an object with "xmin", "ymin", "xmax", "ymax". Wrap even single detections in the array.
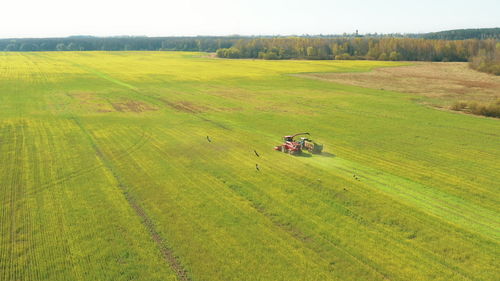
[
  {"xmin": 206, "ymin": 136, "xmax": 211, "ymax": 142},
  {"xmin": 254, "ymin": 150, "xmax": 260, "ymax": 157},
  {"xmin": 255, "ymin": 164, "xmax": 260, "ymax": 171}
]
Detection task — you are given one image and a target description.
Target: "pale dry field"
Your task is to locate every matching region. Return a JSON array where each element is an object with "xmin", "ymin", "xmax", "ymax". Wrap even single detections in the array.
[{"xmin": 298, "ymin": 62, "xmax": 500, "ymax": 107}]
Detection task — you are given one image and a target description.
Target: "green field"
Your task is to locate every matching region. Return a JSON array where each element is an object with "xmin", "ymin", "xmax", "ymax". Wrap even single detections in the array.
[{"xmin": 0, "ymin": 51, "xmax": 498, "ymax": 281}]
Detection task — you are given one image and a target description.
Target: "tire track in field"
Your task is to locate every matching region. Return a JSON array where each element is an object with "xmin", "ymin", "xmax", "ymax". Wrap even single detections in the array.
[
  {"xmin": 283, "ymin": 158, "xmax": 490, "ymax": 280},
  {"xmin": 223, "ymin": 170, "xmax": 476, "ymax": 281},
  {"xmin": 224, "ymin": 180, "xmax": 392, "ymax": 281},
  {"xmin": 269, "ymin": 149, "xmax": 494, "ymax": 279},
  {"xmin": 325, "ymin": 146, "xmax": 500, "ymax": 241},
  {"xmin": 333, "ymin": 141, "xmax": 498, "ymax": 201},
  {"xmin": 18, "ymin": 126, "xmax": 152, "ymax": 199},
  {"xmin": 39, "ymin": 127, "xmax": 152, "ymax": 186},
  {"xmin": 272, "ymin": 167, "xmax": 480, "ymax": 281},
  {"xmin": 70, "ymin": 116, "xmax": 191, "ymax": 281},
  {"xmin": 306, "ymin": 135, "xmax": 498, "ymax": 236}
]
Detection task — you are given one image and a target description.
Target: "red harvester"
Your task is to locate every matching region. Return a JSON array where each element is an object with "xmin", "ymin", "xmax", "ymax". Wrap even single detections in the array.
[{"xmin": 274, "ymin": 133, "xmax": 323, "ymax": 155}]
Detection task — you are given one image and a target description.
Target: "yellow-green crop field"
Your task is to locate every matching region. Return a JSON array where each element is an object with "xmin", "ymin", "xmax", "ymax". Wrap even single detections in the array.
[{"xmin": 0, "ymin": 51, "xmax": 498, "ymax": 281}]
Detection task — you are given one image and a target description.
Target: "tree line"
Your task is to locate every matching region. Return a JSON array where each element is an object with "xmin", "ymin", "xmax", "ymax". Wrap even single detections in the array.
[
  {"xmin": 419, "ymin": 28, "xmax": 500, "ymax": 40},
  {"xmin": 216, "ymin": 37, "xmax": 499, "ymax": 74},
  {"xmin": 216, "ymin": 37, "xmax": 497, "ymax": 61},
  {"xmin": 1, "ymin": 28, "xmax": 498, "ymax": 52},
  {"xmin": 0, "ymin": 36, "xmax": 238, "ymax": 52}
]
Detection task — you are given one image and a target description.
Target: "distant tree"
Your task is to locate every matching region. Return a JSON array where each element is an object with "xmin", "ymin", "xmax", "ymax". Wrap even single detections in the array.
[
  {"xmin": 378, "ymin": 52, "xmax": 388, "ymax": 60},
  {"xmin": 4, "ymin": 43, "xmax": 17, "ymax": 51},
  {"xmin": 56, "ymin": 43, "xmax": 66, "ymax": 51},
  {"xmin": 39, "ymin": 43, "xmax": 49, "ymax": 51},
  {"xmin": 216, "ymin": 47, "xmax": 241, "ymax": 58},
  {"xmin": 335, "ymin": 53, "xmax": 353, "ymax": 60},
  {"xmin": 389, "ymin": 51, "xmax": 401, "ymax": 61},
  {"xmin": 67, "ymin": 43, "xmax": 78, "ymax": 51},
  {"xmin": 19, "ymin": 43, "xmax": 38, "ymax": 51},
  {"xmin": 19, "ymin": 43, "xmax": 29, "ymax": 51},
  {"xmin": 259, "ymin": 51, "xmax": 279, "ymax": 60},
  {"xmin": 306, "ymin": 46, "xmax": 316, "ymax": 57}
]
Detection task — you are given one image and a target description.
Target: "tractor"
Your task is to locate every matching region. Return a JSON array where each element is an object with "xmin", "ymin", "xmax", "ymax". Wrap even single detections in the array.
[{"xmin": 274, "ymin": 133, "xmax": 323, "ymax": 155}]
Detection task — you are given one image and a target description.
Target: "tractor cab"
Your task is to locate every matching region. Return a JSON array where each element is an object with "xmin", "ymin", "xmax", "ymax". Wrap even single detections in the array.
[{"xmin": 299, "ymin": 137, "xmax": 310, "ymax": 144}]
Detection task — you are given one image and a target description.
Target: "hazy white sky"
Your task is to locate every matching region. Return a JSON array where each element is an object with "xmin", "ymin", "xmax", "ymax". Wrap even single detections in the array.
[{"xmin": 1, "ymin": 0, "xmax": 499, "ymax": 38}]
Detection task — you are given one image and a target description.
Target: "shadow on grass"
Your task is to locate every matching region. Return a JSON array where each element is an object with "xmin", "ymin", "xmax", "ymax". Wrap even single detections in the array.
[{"xmin": 277, "ymin": 151, "xmax": 335, "ymax": 158}]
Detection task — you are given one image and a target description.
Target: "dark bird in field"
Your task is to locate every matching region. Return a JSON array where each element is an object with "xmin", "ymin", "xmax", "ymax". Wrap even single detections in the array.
[
  {"xmin": 343, "ymin": 188, "xmax": 348, "ymax": 191},
  {"xmin": 255, "ymin": 164, "xmax": 260, "ymax": 171},
  {"xmin": 206, "ymin": 136, "xmax": 211, "ymax": 142},
  {"xmin": 254, "ymin": 150, "xmax": 260, "ymax": 157}
]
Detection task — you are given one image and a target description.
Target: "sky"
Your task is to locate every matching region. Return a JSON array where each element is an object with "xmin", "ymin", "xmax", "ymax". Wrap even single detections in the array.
[{"xmin": 1, "ymin": 0, "xmax": 499, "ymax": 38}]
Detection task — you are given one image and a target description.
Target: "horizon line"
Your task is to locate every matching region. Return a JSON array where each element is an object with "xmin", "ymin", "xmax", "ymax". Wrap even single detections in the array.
[{"xmin": 1, "ymin": 27, "xmax": 499, "ymax": 40}]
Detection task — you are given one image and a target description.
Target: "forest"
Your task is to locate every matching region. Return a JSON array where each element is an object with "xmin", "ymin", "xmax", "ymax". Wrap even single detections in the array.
[
  {"xmin": 215, "ymin": 38, "xmax": 495, "ymax": 60},
  {"xmin": 216, "ymin": 38, "xmax": 499, "ymax": 75}
]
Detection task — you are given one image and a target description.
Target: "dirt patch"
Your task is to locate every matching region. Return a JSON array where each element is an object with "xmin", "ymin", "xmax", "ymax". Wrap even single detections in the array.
[
  {"xmin": 160, "ymin": 99, "xmax": 232, "ymax": 129},
  {"xmin": 297, "ymin": 62, "xmax": 500, "ymax": 105},
  {"xmin": 96, "ymin": 108, "xmax": 113, "ymax": 113},
  {"xmin": 197, "ymin": 115, "xmax": 231, "ymax": 130},
  {"xmin": 71, "ymin": 92, "xmax": 94, "ymax": 101},
  {"xmin": 69, "ymin": 92, "xmax": 114, "ymax": 112},
  {"xmin": 199, "ymin": 53, "xmax": 217, "ymax": 59},
  {"xmin": 456, "ymin": 80, "xmax": 496, "ymax": 89},
  {"xmin": 255, "ymin": 105, "xmax": 316, "ymax": 116},
  {"xmin": 69, "ymin": 92, "xmax": 157, "ymax": 113},
  {"xmin": 111, "ymin": 101, "xmax": 157, "ymax": 113},
  {"xmin": 215, "ymin": 106, "xmax": 243, "ymax": 112},
  {"xmin": 162, "ymin": 100, "xmax": 207, "ymax": 113}
]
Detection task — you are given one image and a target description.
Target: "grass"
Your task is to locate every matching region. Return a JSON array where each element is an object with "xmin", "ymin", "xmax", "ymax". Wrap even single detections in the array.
[{"xmin": 0, "ymin": 51, "xmax": 498, "ymax": 281}]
